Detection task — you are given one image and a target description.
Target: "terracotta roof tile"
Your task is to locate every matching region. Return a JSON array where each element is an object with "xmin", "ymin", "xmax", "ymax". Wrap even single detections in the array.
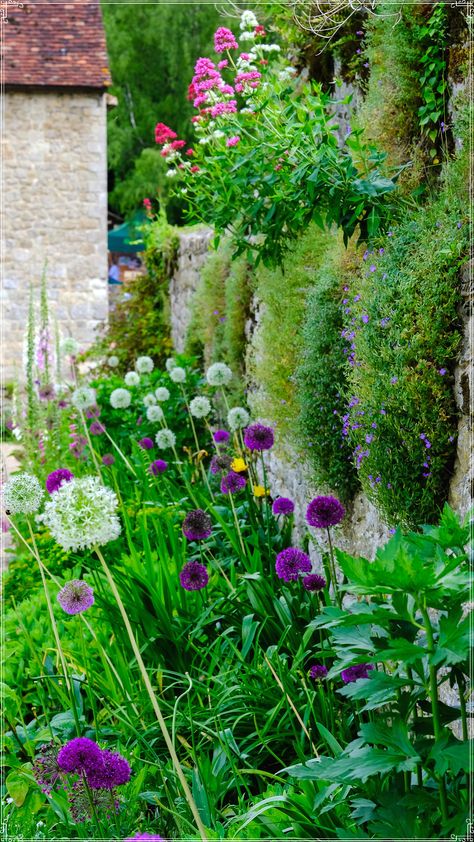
[{"xmin": 3, "ymin": 1, "xmax": 111, "ymax": 89}]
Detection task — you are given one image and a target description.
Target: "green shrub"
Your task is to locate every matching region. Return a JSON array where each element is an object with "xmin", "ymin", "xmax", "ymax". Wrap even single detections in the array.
[
  {"xmin": 296, "ymin": 235, "xmax": 360, "ymax": 501},
  {"xmin": 346, "ymin": 147, "xmax": 470, "ymax": 526}
]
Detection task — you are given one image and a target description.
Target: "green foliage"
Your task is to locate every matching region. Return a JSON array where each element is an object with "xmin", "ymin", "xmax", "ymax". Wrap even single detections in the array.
[
  {"xmin": 346, "ymin": 147, "xmax": 470, "ymax": 526},
  {"xmin": 295, "ymin": 233, "xmax": 359, "ymax": 500},
  {"xmin": 416, "ymin": 2, "xmax": 448, "ymax": 156}
]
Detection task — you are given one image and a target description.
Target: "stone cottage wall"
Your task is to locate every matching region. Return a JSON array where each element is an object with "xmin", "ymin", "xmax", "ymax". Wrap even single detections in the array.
[
  {"xmin": 170, "ymin": 228, "xmax": 473, "ymax": 558},
  {"xmin": 1, "ymin": 90, "xmax": 108, "ymax": 382}
]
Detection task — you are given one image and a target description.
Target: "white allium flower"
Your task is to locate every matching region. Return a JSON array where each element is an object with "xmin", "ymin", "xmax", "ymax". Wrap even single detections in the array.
[
  {"xmin": 39, "ymin": 476, "xmax": 121, "ymax": 551},
  {"xmin": 124, "ymin": 371, "xmax": 140, "ymax": 387},
  {"xmin": 206, "ymin": 362, "xmax": 233, "ymax": 387},
  {"xmin": 156, "ymin": 429, "xmax": 176, "ymax": 450},
  {"xmin": 170, "ymin": 366, "xmax": 186, "ymax": 384},
  {"xmin": 135, "ymin": 356, "xmax": 154, "ymax": 374},
  {"xmin": 146, "ymin": 405, "xmax": 164, "ymax": 423},
  {"xmin": 143, "ymin": 393, "xmax": 157, "ymax": 407},
  {"xmin": 155, "ymin": 386, "xmax": 170, "ymax": 402},
  {"xmin": 108, "ymin": 355, "xmax": 119, "ymax": 367},
  {"xmin": 60, "ymin": 337, "xmax": 79, "ymax": 357},
  {"xmin": 3, "ymin": 472, "xmax": 44, "ymax": 515},
  {"xmin": 165, "ymin": 357, "xmax": 177, "ymax": 372},
  {"xmin": 71, "ymin": 387, "xmax": 96, "ymax": 411},
  {"xmin": 190, "ymin": 396, "xmax": 211, "ymax": 418},
  {"xmin": 240, "ymin": 10, "xmax": 259, "ymax": 29},
  {"xmin": 110, "ymin": 388, "xmax": 131, "ymax": 409},
  {"xmin": 228, "ymin": 406, "xmax": 250, "ymax": 430}
]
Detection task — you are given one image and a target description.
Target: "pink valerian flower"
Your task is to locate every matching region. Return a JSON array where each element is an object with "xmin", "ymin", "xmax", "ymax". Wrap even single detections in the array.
[
  {"xmin": 255, "ymin": 25, "xmax": 266, "ymax": 36},
  {"xmin": 226, "ymin": 135, "xmax": 240, "ymax": 147},
  {"xmin": 218, "ymin": 59, "xmax": 228, "ymax": 69},
  {"xmin": 143, "ymin": 198, "xmax": 152, "ymax": 210},
  {"xmin": 194, "ymin": 57, "xmax": 218, "ymax": 78},
  {"xmin": 210, "ymin": 100, "xmax": 238, "ymax": 118},
  {"xmin": 235, "ymin": 71, "xmax": 261, "ymax": 93},
  {"xmin": 186, "ymin": 148, "xmax": 194, "ymax": 157},
  {"xmin": 170, "ymin": 139, "xmax": 186, "ymax": 150},
  {"xmin": 190, "ymin": 166, "xmax": 200, "ymax": 173},
  {"xmin": 155, "ymin": 122, "xmax": 177, "ymax": 144},
  {"xmin": 214, "ymin": 27, "xmax": 238, "ymax": 53}
]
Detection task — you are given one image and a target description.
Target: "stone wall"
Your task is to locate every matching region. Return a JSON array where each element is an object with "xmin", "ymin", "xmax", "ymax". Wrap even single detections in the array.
[
  {"xmin": 169, "ymin": 227, "xmax": 213, "ymax": 353},
  {"xmin": 1, "ymin": 90, "xmax": 108, "ymax": 382}
]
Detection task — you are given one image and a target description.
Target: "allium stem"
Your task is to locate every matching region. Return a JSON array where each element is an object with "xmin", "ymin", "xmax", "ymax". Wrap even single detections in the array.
[
  {"xmin": 102, "ymin": 427, "xmax": 137, "ymax": 476},
  {"xmin": 326, "ymin": 528, "xmax": 342, "ymax": 608},
  {"xmin": 228, "ymin": 492, "xmax": 248, "ymax": 562},
  {"xmin": 94, "ymin": 546, "xmax": 209, "ymax": 842},
  {"xmin": 79, "ymin": 408, "xmax": 102, "ymax": 477}
]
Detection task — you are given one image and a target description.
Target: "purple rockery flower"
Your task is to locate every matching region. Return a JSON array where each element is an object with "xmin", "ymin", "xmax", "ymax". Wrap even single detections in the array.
[
  {"xmin": 341, "ymin": 663, "xmax": 374, "ymax": 684},
  {"xmin": 309, "ymin": 664, "xmax": 328, "ymax": 680},
  {"xmin": 46, "ymin": 468, "xmax": 74, "ymax": 494},
  {"xmin": 57, "ymin": 738, "xmax": 103, "ymax": 775},
  {"xmin": 213, "ymin": 429, "xmax": 230, "ymax": 444},
  {"xmin": 150, "ymin": 459, "xmax": 167, "ymax": 475},
  {"xmin": 86, "ymin": 749, "xmax": 131, "ymax": 790},
  {"xmin": 272, "ymin": 497, "xmax": 295, "ymax": 516},
  {"xmin": 179, "ymin": 561, "xmax": 209, "ymax": 591},
  {"xmin": 138, "ymin": 437, "xmax": 154, "ymax": 450},
  {"xmin": 89, "ymin": 421, "xmax": 105, "ymax": 435},
  {"xmin": 221, "ymin": 471, "xmax": 246, "ymax": 494},
  {"xmin": 182, "ymin": 509, "xmax": 212, "ymax": 541},
  {"xmin": 102, "ymin": 453, "xmax": 115, "ymax": 466},
  {"xmin": 306, "ymin": 496, "xmax": 345, "ymax": 529},
  {"xmin": 302, "ymin": 573, "xmax": 326, "ymax": 592},
  {"xmin": 275, "ymin": 547, "xmax": 312, "ymax": 582},
  {"xmin": 243, "ymin": 423, "xmax": 275, "ymax": 451},
  {"xmin": 57, "ymin": 580, "xmax": 94, "ymax": 615},
  {"xmin": 210, "ymin": 454, "xmax": 233, "ymax": 475}
]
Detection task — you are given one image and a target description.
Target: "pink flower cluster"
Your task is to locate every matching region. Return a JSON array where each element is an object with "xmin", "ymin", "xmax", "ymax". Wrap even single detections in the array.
[
  {"xmin": 214, "ymin": 27, "xmax": 238, "ymax": 54},
  {"xmin": 235, "ymin": 71, "xmax": 261, "ymax": 93},
  {"xmin": 190, "ymin": 56, "xmax": 234, "ymax": 110},
  {"xmin": 154, "ymin": 122, "xmax": 176, "ymax": 144}
]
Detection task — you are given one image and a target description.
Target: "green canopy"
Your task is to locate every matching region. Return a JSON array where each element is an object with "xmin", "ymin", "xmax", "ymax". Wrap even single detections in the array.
[{"xmin": 108, "ymin": 211, "xmax": 149, "ymax": 254}]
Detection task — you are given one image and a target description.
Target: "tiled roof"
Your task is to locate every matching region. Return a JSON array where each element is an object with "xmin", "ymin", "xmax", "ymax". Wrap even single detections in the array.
[{"xmin": 3, "ymin": 1, "xmax": 111, "ymax": 89}]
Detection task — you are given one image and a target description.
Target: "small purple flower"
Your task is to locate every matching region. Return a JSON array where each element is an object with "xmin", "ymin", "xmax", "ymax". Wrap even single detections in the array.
[
  {"xmin": 57, "ymin": 580, "xmax": 94, "ymax": 615},
  {"xmin": 89, "ymin": 421, "xmax": 105, "ymax": 436},
  {"xmin": 102, "ymin": 453, "xmax": 115, "ymax": 466},
  {"xmin": 179, "ymin": 561, "xmax": 209, "ymax": 591},
  {"xmin": 150, "ymin": 459, "xmax": 167, "ymax": 475},
  {"xmin": 57, "ymin": 738, "xmax": 103, "ymax": 775},
  {"xmin": 221, "ymin": 471, "xmax": 246, "ymax": 494},
  {"xmin": 86, "ymin": 406, "xmax": 101, "ymax": 419},
  {"xmin": 210, "ymin": 454, "xmax": 233, "ymax": 475},
  {"xmin": 390, "ymin": 376, "xmax": 398, "ymax": 385},
  {"xmin": 306, "ymin": 496, "xmax": 345, "ymax": 529},
  {"xmin": 138, "ymin": 437, "xmax": 154, "ymax": 450},
  {"xmin": 309, "ymin": 664, "xmax": 328, "ymax": 680},
  {"xmin": 439, "ymin": 368, "xmax": 447, "ymax": 376},
  {"xmin": 182, "ymin": 509, "xmax": 212, "ymax": 541},
  {"xmin": 275, "ymin": 547, "xmax": 312, "ymax": 582},
  {"xmin": 86, "ymin": 750, "xmax": 131, "ymax": 790},
  {"xmin": 341, "ymin": 663, "xmax": 374, "ymax": 684},
  {"xmin": 361, "ymin": 314, "xmax": 369, "ymax": 323},
  {"xmin": 213, "ymin": 429, "xmax": 230, "ymax": 444},
  {"xmin": 302, "ymin": 574, "xmax": 326, "ymax": 592},
  {"xmin": 244, "ymin": 423, "xmax": 274, "ymax": 451},
  {"xmin": 46, "ymin": 469, "xmax": 74, "ymax": 494},
  {"xmin": 272, "ymin": 497, "xmax": 295, "ymax": 516}
]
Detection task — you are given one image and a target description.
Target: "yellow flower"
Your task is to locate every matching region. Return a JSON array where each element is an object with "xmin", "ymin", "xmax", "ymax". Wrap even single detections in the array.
[
  {"xmin": 231, "ymin": 457, "xmax": 248, "ymax": 472},
  {"xmin": 253, "ymin": 485, "xmax": 269, "ymax": 497}
]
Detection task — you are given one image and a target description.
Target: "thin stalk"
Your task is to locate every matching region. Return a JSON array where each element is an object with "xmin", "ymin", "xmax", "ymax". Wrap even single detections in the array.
[
  {"xmin": 79, "ymin": 408, "xmax": 102, "ymax": 477},
  {"xmin": 326, "ymin": 527, "xmax": 342, "ymax": 608},
  {"xmin": 260, "ymin": 453, "xmax": 273, "ymax": 560},
  {"xmin": 264, "ymin": 653, "xmax": 319, "ymax": 757},
  {"xmin": 94, "ymin": 545, "xmax": 208, "ymax": 842},
  {"xmin": 228, "ymin": 492, "xmax": 248, "ymax": 562},
  {"xmin": 102, "ymin": 427, "xmax": 137, "ymax": 476}
]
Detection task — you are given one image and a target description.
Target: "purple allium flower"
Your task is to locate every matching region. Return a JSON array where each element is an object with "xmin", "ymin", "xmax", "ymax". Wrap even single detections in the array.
[
  {"xmin": 46, "ymin": 469, "xmax": 74, "ymax": 494},
  {"xmin": 275, "ymin": 547, "xmax": 312, "ymax": 582},
  {"xmin": 68, "ymin": 779, "xmax": 120, "ymax": 824},
  {"xmin": 306, "ymin": 496, "xmax": 345, "ymax": 529},
  {"xmin": 150, "ymin": 459, "xmax": 167, "ymax": 475},
  {"xmin": 213, "ymin": 429, "xmax": 230, "ymax": 444},
  {"xmin": 102, "ymin": 453, "xmax": 115, "ymax": 466},
  {"xmin": 57, "ymin": 580, "xmax": 94, "ymax": 615},
  {"xmin": 86, "ymin": 749, "xmax": 131, "ymax": 790},
  {"xmin": 309, "ymin": 664, "xmax": 328, "ymax": 680},
  {"xmin": 182, "ymin": 509, "xmax": 212, "ymax": 541},
  {"xmin": 33, "ymin": 741, "xmax": 63, "ymax": 794},
  {"xmin": 341, "ymin": 663, "xmax": 374, "ymax": 684},
  {"xmin": 179, "ymin": 561, "xmax": 209, "ymax": 591},
  {"xmin": 138, "ymin": 437, "xmax": 154, "ymax": 450},
  {"xmin": 243, "ymin": 423, "xmax": 274, "ymax": 451},
  {"xmin": 302, "ymin": 573, "xmax": 326, "ymax": 592},
  {"xmin": 221, "ymin": 471, "xmax": 246, "ymax": 494},
  {"xmin": 57, "ymin": 738, "xmax": 103, "ymax": 774},
  {"xmin": 272, "ymin": 497, "xmax": 295, "ymax": 516},
  {"xmin": 210, "ymin": 454, "xmax": 233, "ymax": 475},
  {"xmin": 89, "ymin": 421, "xmax": 105, "ymax": 435},
  {"xmin": 86, "ymin": 406, "xmax": 101, "ymax": 419}
]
